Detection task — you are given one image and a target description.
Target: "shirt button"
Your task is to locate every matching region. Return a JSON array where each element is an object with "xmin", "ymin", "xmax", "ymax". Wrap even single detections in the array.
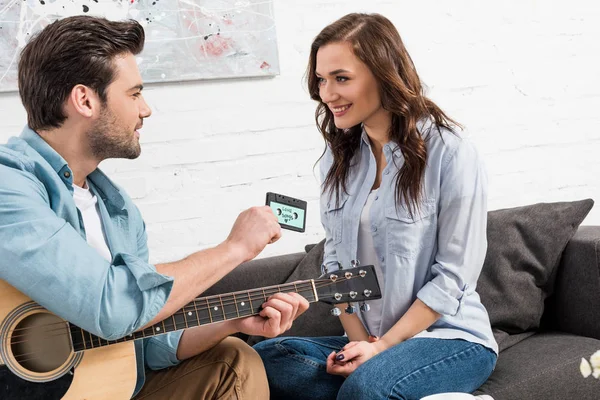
[
  {"xmin": 372, "ymin": 226, "xmax": 377, "ymax": 232},
  {"xmin": 375, "ymin": 196, "xmax": 379, "ymax": 201},
  {"xmin": 64, "ymin": 171, "xmax": 71, "ymax": 178},
  {"xmin": 381, "ymin": 256, "xmax": 385, "ymax": 263},
  {"xmin": 384, "ymin": 170, "xmax": 390, "ymax": 175}
]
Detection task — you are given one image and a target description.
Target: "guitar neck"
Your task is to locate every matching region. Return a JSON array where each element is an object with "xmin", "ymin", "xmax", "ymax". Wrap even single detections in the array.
[{"xmin": 70, "ymin": 279, "xmax": 318, "ymax": 352}]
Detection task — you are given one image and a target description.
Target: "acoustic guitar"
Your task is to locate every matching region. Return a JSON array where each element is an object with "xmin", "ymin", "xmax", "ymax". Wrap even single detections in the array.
[{"xmin": 0, "ymin": 265, "xmax": 381, "ymax": 399}]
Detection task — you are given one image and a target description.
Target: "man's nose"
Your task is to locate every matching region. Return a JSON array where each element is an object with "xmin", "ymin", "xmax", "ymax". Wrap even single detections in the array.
[{"xmin": 139, "ymin": 95, "xmax": 152, "ymax": 118}]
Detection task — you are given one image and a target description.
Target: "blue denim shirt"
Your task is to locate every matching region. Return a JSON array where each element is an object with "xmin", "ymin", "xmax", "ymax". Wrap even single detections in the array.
[
  {"xmin": 0, "ymin": 127, "xmax": 183, "ymax": 396},
  {"xmin": 320, "ymin": 121, "xmax": 498, "ymax": 354}
]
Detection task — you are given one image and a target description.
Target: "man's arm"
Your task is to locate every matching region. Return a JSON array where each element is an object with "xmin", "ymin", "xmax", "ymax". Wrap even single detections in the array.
[{"xmin": 143, "ymin": 206, "xmax": 282, "ymax": 327}]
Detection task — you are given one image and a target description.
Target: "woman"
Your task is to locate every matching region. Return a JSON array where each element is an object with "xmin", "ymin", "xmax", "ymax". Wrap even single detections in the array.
[{"xmin": 254, "ymin": 13, "xmax": 497, "ymax": 400}]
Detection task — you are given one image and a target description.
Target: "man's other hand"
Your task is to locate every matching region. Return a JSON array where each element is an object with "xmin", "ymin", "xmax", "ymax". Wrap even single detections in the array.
[
  {"xmin": 232, "ymin": 292, "xmax": 309, "ymax": 337},
  {"xmin": 225, "ymin": 206, "xmax": 281, "ymax": 262}
]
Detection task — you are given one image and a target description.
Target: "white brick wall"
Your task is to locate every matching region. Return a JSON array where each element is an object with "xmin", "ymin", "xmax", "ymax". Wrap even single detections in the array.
[{"xmin": 1, "ymin": 0, "xmax": 599, "ymax": 264}]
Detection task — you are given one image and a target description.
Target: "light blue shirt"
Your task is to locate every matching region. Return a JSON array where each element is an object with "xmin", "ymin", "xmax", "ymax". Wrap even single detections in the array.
[
  {"xmin": 320, "ymin": 121, "xmax": 498, "ymax": 354},
  {"xmin": 0, "ymin": 127, "xmax": 183, "ymax": 396}
]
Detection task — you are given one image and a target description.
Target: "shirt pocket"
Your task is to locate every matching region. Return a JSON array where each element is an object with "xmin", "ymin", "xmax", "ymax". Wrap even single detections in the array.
[
  {"xmin": 324, "ymin": 195, "xmax": 348, "ymax": 245},
  {"xmin": 384, "ymin": 198, "xmax": 437, "ymax": 258}
]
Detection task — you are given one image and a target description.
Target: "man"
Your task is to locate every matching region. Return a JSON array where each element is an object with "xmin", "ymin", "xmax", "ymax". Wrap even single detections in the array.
[{"xmin": 0, "ymin": 16, "xmax": 308, "ymax": 399}]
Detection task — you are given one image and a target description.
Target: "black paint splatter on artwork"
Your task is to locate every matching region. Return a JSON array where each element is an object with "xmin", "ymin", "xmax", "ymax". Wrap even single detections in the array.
[{"xmin": 82, "ymin": 5, "xmax": 89, "ymax": 12}]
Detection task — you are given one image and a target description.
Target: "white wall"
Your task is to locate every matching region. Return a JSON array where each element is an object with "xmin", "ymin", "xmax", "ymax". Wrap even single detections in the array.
[{"xmin": 1, "ymin": 0, "xmax": 599, "ymax": 264}]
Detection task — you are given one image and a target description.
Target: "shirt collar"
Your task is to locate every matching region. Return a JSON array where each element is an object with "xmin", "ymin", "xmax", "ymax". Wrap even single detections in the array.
[
  {"xmin": 19, "ymin": 126, "xmax": 69, "ymax": 175},
  {"xmin": 19, "ymin": 126, "xmax": 126, "ymax": 211}
]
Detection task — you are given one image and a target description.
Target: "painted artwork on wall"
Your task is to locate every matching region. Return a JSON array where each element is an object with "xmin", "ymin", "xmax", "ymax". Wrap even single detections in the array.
[{"xmin": 0, "ymin": 0, "xmax": 280, "ymax": 92}]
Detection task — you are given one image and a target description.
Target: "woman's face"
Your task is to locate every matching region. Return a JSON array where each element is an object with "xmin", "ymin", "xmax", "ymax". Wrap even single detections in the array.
[{"xmin": 316, "ymin": 41, "xmax": 386, "ymax": 130}]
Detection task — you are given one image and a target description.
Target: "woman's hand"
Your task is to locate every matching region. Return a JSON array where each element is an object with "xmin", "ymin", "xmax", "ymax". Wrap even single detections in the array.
[{"xmin": 326, "ymin": 337, "xmax": 384, "ymax": 377}]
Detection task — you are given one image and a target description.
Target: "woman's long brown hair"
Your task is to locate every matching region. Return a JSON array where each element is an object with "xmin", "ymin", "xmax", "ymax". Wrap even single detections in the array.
[{"xmin": 308, "ymin": 13, "xmax": 459, "ymax": 215}]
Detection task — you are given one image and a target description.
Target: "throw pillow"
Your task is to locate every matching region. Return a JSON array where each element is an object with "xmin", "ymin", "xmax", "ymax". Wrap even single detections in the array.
[{"xmin": 478, "ymin": 199, "xmax": 594, "ymax": 350}]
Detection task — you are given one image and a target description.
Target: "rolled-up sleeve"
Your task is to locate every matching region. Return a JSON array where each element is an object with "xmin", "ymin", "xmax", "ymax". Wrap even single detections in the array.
[
  {"xmin": 0, "ymin": 165, "xmax": 173, "ymax": 340},
  {"xmin": 416, "ymin": 139, "xmax": 488, "ymax": 316}
]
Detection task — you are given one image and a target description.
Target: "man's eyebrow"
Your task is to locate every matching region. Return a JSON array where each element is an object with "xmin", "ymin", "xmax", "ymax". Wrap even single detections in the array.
[
  {"xmin": 315, "ymin": 69, "xmax": 351, "ymax": 76},
  {"xmin": 128, "ymin": 84, "xmax": 144, "ymax": 92}
]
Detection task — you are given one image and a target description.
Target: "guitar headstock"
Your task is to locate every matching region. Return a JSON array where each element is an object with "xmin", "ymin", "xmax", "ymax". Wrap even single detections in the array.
[{"xmin": 315, "ymin": 265, "xmax": 381, "ymax": 305}]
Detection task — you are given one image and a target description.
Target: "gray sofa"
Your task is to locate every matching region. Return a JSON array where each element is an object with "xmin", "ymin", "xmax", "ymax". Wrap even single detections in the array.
[{"xmin": 203, "ymin": 221, "xmax": 600, "ymax": 399}]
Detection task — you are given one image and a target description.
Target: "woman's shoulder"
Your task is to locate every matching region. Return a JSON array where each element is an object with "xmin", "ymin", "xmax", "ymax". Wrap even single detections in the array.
[{"xmin": 421, "ymin": 121, "xmax": 481, "ymax": 167}]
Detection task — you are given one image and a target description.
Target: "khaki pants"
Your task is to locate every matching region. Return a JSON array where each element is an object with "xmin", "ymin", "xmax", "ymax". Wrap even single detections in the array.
[{"xmin": 133, "ymin": 337, "xmax": 269, "ymax": 400}]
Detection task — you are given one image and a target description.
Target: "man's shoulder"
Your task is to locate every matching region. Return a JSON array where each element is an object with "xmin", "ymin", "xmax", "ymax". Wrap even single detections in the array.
[{"xmin": 0, "ymin": 136, "xmax": 36, "ymax": 171}]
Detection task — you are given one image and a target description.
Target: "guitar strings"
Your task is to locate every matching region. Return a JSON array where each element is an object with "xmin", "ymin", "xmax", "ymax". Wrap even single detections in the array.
[
  {"xmin": 8, "ymin": 275, "xmax": 363, "ymax": 336},
  {"xmin": 8, "ymin": 274, "xmax": 374, "ymax": 362},
  {"xmin": 10, "ymin": 285, "xmax": 366, "ymax": 364}
]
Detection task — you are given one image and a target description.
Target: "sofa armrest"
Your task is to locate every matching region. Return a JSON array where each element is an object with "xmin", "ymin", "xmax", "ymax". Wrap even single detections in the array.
[
  {"xmin": 551, "ymin": 226, "xmax": 600, "ymax": 339},
  {"xmin": 200, "ymin": 252, "xmax": 306, "ymax": 296}
]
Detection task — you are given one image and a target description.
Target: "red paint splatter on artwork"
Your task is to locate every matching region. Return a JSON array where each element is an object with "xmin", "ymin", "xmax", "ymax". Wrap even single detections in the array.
[
  {"xmin": 199, "ymin": 36, "xmax": 234, "ymax": 57},
  {"xmin": 260, "ymin": 61, "xmax": 271, "ymax": 70}
]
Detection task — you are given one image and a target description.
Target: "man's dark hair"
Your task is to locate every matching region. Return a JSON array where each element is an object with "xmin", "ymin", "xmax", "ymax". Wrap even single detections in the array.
[{"xmin": 18, "ymin": 16, "xmax": 145, "ymax": 131}]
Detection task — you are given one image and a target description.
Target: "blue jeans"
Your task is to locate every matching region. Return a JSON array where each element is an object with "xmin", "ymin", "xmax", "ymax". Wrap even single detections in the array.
[{"xmin": 253, "ymin": 336, "xmax": 496, "ymax": 400}]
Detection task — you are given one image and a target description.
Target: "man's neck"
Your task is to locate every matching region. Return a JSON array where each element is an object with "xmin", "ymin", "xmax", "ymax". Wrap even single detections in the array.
[{"xmin": 37, "ymin": 124, "xmax": 99, "ymax": 187}]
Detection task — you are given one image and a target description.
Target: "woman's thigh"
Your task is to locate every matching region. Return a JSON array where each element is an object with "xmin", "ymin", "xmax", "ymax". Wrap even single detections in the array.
[
  {"xmin": 254, "ymin": 336, "xmax": 349, "ymax": 400},
  {"xmin": 338, "ymin": 338, "xmax": 496, "ymax": 400}
]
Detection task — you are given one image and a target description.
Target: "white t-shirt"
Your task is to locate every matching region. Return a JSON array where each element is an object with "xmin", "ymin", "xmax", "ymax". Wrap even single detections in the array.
[
  {"xmin": 72, "ymin": 182, "xmax": 112, "ymax": 262},
  {"xmin": 357, "ymin": 189, "xmax": 385, "ymax": 337}
]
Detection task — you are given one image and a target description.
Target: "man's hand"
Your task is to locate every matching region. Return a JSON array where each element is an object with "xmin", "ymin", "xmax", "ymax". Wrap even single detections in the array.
[
  {"xmin": 225, "ymin": 206, "xmax": 281, "ymax": 262},
  {"xmin": 232, "ymin": 292, "xmax": 309, "ymax": 337}
]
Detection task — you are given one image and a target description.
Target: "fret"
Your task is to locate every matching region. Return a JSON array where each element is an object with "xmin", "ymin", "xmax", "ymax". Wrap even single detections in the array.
[
  {"xmin": 232, "ymin": 293, "xmax": 240, "ymax": 318},
  {"xmin": 182, "ymin": 304, "xmax": 190, "ymax": 328},
  {"xmin": 163, "ymin": 313, "xmax": 175, "ymax": 333},
  {"xmin": 247, "ymin": 290, "xmax": 254, "ymax": 315},
  {"xmin": 79, "ymin": 328, "xmax": 87, "ymax": 350},
  {"xmin": 219, "ymin": 296, "xmax": 226, "ymax": 320},
  {"xmin": 173, "ymin": 311, "xmax": 187, "ymax": 331},
  {"xmin": 207, "ymin": 297, "xmax": 225, "ymax": 323},
  {"xmin": 184, "ymin": 302, "xmax": 200, "ymax": 327},
  {"xmin": 87, "ymin": 331, "xmax": 95, "ymax": 349},
  {"xmin": 206, "ymin": 298, "xmax": 213, "ymax": 323},
  {"xmin": 235, "ymin": 292, "xmax": 253, "ymax": 317}
]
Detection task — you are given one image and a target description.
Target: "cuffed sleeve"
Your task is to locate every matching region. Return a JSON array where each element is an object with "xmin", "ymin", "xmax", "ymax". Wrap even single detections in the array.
[
  {"xmin": 416, "ymin": 139, "xmax": 488, "ymax": 317},
  {"xmin": 144, "ymin": 331, "xmax": 184, "ymax": 370}
]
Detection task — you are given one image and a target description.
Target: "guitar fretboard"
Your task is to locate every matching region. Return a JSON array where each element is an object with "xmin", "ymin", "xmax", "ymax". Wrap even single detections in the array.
[{"xmin": 70, "ymin": 280, "xmax": 317, "ymax": 352}]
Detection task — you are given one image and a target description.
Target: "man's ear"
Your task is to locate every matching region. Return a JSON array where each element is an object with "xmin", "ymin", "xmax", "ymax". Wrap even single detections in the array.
[{"xmin": 68, "ymin": 84, "xmax": 101, "ymax": 118}]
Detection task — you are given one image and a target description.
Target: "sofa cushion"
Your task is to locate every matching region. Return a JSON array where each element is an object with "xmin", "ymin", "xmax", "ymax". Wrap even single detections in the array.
[
  {"xmin": 478, "ymin": 199, "xmax": 594, "ymax": 351},
  {"xmin": 247, "ymin": 239, "xmax": 344, "ymax": 346},
  {"xmin": 474, "ymin": 332, "xmax": 600, "ymax": 400}
]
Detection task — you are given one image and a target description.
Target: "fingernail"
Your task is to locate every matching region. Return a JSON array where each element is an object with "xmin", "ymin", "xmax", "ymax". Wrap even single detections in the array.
[{"xmin": 335, "ymin": 353, "xmax": 344, "ymax": 361}]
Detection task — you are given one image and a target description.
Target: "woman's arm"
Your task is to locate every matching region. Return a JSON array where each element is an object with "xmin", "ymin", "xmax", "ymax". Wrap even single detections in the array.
[{"xmin": 372, "ymin": 299, "xmax": 440, "ymax": 352}]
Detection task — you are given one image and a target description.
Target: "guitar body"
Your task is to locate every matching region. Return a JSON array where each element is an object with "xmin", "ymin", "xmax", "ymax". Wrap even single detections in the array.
[{"xmin": 0, "ymin": 280, "xmax": 137, "ymax": 399}]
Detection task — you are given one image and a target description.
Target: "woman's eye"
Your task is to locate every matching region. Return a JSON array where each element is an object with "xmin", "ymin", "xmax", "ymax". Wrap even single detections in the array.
[
  {"xmin": 316, "ymin": 77, "xmax": 325, "ymax": 85},
  {"xmin": 336, "ymin": 76, "xmax": 348, "ymax": 82}
]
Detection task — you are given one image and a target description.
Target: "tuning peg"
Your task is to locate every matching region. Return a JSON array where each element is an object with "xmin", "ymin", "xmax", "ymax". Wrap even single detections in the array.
[
  {"xmin": 350, "ymin": 259, "xmax": 360, "ymax": 268},
  {"xmin": 349, "ymin": 291, "xmax": 357, "ymax": 299},
  {"xmin": 329, "ymin": 274, "xmax": 338, "ymax": 282},
  {"xmin": 334, "ymin": 293, "xmax": 342, "ymax": 301},
  {"xmin": 360, "ymin": 302, "xmax": 371, "ymax": 312},
  {"xmin": 363, "ymin": 289, "xmax": 372, "ymax": 297},
  {"xmin": 345, "ymin": 304, "xmax": 357, "ymax": 314},
  {"xmin": 330, "ymin": 307, "xmax": 342, "ymax": 317},
  {"xmin": 344, "ymin": 272, "xmax": 353, "ymax": 279}
]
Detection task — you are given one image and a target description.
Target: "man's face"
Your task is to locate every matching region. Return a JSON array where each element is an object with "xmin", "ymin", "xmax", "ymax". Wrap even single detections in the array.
[{"xmin": 87, "ymin": 53, "xmax": 151, "ymax": 160}]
